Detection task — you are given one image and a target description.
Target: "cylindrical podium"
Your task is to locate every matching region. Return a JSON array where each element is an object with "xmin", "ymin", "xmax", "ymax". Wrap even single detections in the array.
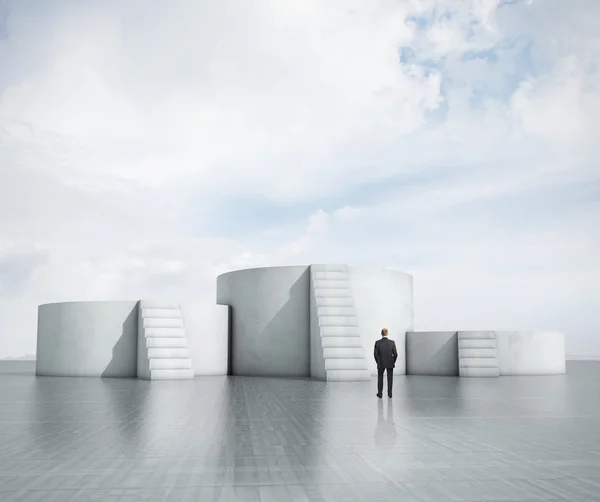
[{"xmin": 217, "ymin": 265, "xmax": 414, "ymax": 378}]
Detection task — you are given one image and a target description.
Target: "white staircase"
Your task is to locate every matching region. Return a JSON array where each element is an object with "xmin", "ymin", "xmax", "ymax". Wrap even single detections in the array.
[
  {"xmin": 310, "ymin": 264, "xmax": 370, "ymax": 381},
  {"xmin": 137, "ymin": 300, "xmax": 194, "ymax": 380},
  {"xmin": 458, "ymin": 331, "xmax": 499, "ymax": 377}
]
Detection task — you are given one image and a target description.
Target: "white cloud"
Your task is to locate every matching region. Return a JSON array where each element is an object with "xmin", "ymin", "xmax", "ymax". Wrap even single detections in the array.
[{"xmin": 1, "ymin": 0, "xmax": 599, "ymax": 357}]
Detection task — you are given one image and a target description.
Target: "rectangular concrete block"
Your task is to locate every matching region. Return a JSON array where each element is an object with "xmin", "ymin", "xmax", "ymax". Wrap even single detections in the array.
[{"xmin": 406, "ymin": 331, "xmax": 459, "ymax": 376}]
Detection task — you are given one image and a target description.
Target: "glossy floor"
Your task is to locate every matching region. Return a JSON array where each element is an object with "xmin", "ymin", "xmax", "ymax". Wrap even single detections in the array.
[{"xmin": 1, "ymin": 361, "xmax": 600, "ymax": 501}]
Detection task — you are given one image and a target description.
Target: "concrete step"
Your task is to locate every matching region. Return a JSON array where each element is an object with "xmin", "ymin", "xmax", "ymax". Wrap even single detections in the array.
[
  {"xmin": 312, "ymin": 279, "xmax": 351, "ymax": 289},
  {"xmin": 459, "ymin": 348, "xmax": 497, "ymax": 359},
  {"xmin": 317, "ymin": 306, "xmax": 356, "ymax": 316},
  {"xmin": 318, "ymin": 316, "xmax": 359, "ymax": 327},
  {"xmin": 459, "ymin": 358, "xmax": 499, "ymax": 368},
  {"xmin": 311, "ymin": 264, "xmax": 348, "ymax": 272},
  {"xmin": 320, "ymin": 326, "xmax": 361, "ymax": 337},
  {"xmin": 326, "ymin": 369, "xmax": 371, "ymax": 381},
  {"xmin": 458, "ymin": 331, "xmax": 496, "ymax": 339},
  {"xmin": 140, "ymin": 300, "xmax": 180, "ymax": 310},
  {"xmin": 149, "ymin": 358, "xmax": 192, "ymax": 370},
  {"xmin": 146, "ymin": 337, "xmax": 187, "ymax": 349},
  {"xmin": 323, "ymin": 347, "xmax": 366, "ymax": 359},
  {"xmin": 458, "ymin": 339, "xmax": 496, "ymax": 349},
  {"xmin": 144, "ymin": 327, "xmax": 186, "ymax": 338},
  {"xmin": 147, "ymin": 347, "xmax": 190, "ymax": 359},
  {"xmin": 325, "ymin": 358, "xmax": 368, "ymax": 370},
  {"xmin": 315, "ymin": 297, "xmax": 355, "ymax": 307},
  {"xmin": 312, "ymin": 271, "xmax": 349, "ymax": 281},
  {"xmin": 150, "ymin": 368, "xmax": 194, "ymax": 380},
  {"xmin": 460, "ymin": 366, "xmax": 500, "ymax": 377},
  {"xmin": 143, "ymin": 317, "xmax": 184, "ymax": 328},
  {"xmin": 141, "ymin": 308, "xmax": 182, "ymax": 319},
  {"xmin": 313, "ymin": 288, "xmax": 352, "ymax": 298},
  {"xmin": 321, "ymin": 336, "xmax": 363, "ymax": 348}
]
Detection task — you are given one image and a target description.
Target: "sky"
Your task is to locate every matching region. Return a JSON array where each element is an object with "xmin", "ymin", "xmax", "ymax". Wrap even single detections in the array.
[{"xmin": 0, "ymin": 0, "xmax": 599, "ymax": 358}]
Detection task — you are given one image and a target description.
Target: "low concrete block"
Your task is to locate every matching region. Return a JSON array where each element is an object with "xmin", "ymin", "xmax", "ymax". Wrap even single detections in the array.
[{"xmin": 406, "ymin": 331, "xmax": 459, "ymax": 376}]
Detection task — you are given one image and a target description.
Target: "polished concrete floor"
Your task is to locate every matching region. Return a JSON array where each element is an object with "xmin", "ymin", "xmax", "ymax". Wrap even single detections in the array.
[{"xmin": 1, "ymin": 361, "xmax": 600, "ymax": 502}]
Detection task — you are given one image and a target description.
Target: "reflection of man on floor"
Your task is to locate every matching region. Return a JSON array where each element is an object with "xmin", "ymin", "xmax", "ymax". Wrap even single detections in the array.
[
  {"xmin": 374, "ymin": 328, "xmax": 397, "ymax": 399},
  {"xmin": 374, "ymin": 400, "xmax": 397, "ymax": 449}
]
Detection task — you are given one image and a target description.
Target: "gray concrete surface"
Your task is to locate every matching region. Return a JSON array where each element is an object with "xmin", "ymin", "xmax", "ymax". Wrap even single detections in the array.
[
  {"xmin": 36, "ymin": 301, "xmax": 139, "ymax": 378},
  {"xmin": 406, "ymin": 331, "xmax": 459, "ymax": 376},
  {"xmin": 1, "ymin": 361, "xmax": 599, "ymax": 501},
  {"xmin": 217, "ymin": 266, "xmax": 311, "ymax": 377},
  {"xmin": 495, "ymin": 330, "xmax": 566, "ymax": 375}
]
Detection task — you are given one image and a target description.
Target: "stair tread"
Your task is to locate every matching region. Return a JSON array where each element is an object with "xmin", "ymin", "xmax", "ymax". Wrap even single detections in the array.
[
  {"xmin": 147, "ymin": 348, "xmax": 190, "ymax": 358},
  {"xmin": 313, "ymin": 289, "xmax": 353, "ymax": 297},
  {"xmin": 140, "ymin": 300, "xmax": 181, "ymax": 309},
  {"xmin": 458, "ymin": 332, "xmax": 496, "ymax": 339},
  {"xmin": 150, "ymin": 368, "xmax": 194, "ymax": 380},
  {"xmin": 315, "ymin": 298, "xmax": 355, "ymax": 306},
  {"xmin": 326, "ymin": 369, "xmax": 371, "ymax": 381},
  {"xmin": 323, "ymin": 348, "xmax": 366, "ymax": 358},
  {"xmin": 311, "ymin": 264, "xmax": 348, "ymax": 271}
]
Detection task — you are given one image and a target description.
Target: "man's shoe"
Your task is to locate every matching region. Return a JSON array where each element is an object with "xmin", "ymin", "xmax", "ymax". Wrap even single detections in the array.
[
  {"xmin": 376, "ymin": 393, "xmax": 382, "ymax": 399},
  {"xmin": 388, "ymin": 394, "xmax": 392, "ymax": 398}
]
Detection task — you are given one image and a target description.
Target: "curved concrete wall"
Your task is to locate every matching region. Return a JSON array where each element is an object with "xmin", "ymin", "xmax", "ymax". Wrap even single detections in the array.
[
  {"xmin": 349, "ymin": 267, "xmax": 413, "ymax": 376},
  {"xmin": 183, "ymin": 303, "xmax": 230, "ymax": 376},
  {"xmin": 36, "ymin": 301, "xmax": 138, "ymax": 378},
  {"xmin": 406, "ymin": 331, "xmax": 459, "ymax": 376},
  {"xmin": 496, "ymin": 331, "xmax": 566, "ymax": 375},
  {"xmin": 217, "ymin": 265, "xmax": 414, "ymax": 378},
  {"xmin": 217, "ymin": 266, "xmax": 311, "ymax": 377}
]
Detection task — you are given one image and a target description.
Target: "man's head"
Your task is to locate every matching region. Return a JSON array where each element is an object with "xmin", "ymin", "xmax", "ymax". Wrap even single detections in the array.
[{"xmin": 381, "ymin": 328, "xmax": 388, "ymax": 337}]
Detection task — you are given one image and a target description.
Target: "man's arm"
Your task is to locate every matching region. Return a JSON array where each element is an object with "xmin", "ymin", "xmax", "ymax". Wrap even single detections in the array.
[
  {"xmin": 374, "ymin": 341, "xmax": 380, "ymax": 366},
  {"xmin": 392, "ymin": 341, "xmax": 398, "ymax": 364}
]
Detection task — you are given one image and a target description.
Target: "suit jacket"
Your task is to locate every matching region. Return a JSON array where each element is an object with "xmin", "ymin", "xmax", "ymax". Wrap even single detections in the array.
[{"xmin": 374, "ymin": 337, "xmax": 398, "ymax": 369}]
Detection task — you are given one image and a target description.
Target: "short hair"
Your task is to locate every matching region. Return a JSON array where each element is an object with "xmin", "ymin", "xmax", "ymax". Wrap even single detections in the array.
[{"xmin": 381, "ymin": 328, "xmax": 388, "ymax": 336}]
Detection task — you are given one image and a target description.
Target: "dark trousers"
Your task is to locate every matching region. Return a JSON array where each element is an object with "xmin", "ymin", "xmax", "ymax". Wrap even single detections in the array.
[{"xmin": 377, "ymin": 367, "xmax": 393, "ymax": 396}]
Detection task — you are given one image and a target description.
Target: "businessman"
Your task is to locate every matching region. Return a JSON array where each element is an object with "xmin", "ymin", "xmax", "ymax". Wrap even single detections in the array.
[{"xmin": 374, "ymin": 328, "xmax": 397, "ymax": 399}]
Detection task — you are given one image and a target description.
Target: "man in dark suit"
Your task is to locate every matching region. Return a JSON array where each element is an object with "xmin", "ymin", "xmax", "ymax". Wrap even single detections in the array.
[{"xmin": 374, "ymin": 328, "xmax": 397, "ymax": 399}]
